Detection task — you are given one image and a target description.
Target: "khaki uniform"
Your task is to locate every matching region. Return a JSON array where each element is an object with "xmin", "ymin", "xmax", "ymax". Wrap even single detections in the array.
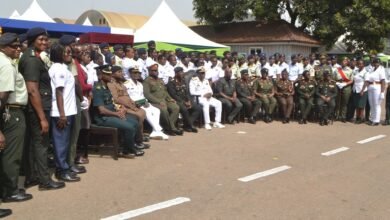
[
  {"xmin": 297, "ymin": 79, "xmax": 316, "ymax": 120},
  {"xmin": 107, "ymin": 81, "xmax": 146, "ymax": 144},
  {"xmin": 275, "ymin": 79, "xmax": 294, "ymax": 119},
  {"xmin": 143, "ymin": 77, "xmax": 180, "ymax": 131},
  {"xmin": 0, "ymin": 51, "xmax": 28, "ymax": 197}
]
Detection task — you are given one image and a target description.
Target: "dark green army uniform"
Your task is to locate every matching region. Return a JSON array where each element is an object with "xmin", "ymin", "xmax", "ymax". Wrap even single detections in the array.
[
  {"xmin": 166, "ymin": 79, "xmax": 202, "ymax": 129},
  {"xmin": 318, "ymin": 65, "xmax": 333, "ymax": 81},
  {"xmin": 253, "ymin": 78, "xmax": 276, "ymax": 116},
  {"xmin": 92, "ymin": 81, "xmax": 138, "ymax": 154},
  {"xmin": 0, "ymin": 51, "xmax": 28, "ymax": 197},
  {"xmin": 297, "ymin": 79, "xmax": 316, "ymax": 121},
  {"xmin": 333, "ymin": 66, "xmax": 353, "ymax": 121},
  {"xmin": 236, "ymin": 79, "xmax": 261, "ymax": 119},
  {"xmin": 316, "ymin": 79, "xmax": 337, "ymax": 124},
  {"xmin": 18, "ymin": 47, "xmax": 52, "ymax": 186},
  {"xmin": 143, "ymin": 77, "xmax": 180, "ymax": 132},
  {"xmin": 216, "ymin": 77, "xmax": 243, "ymax": 122}
]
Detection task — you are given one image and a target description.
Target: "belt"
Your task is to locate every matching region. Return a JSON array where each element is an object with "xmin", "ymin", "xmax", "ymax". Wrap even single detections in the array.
[
  {"xmin": 6, "ymin": 104, "xmax": 26, "ymax": 109},
  {"xmin": 368, "ymin": 81, "xmax": 381, "ymax": 84}
]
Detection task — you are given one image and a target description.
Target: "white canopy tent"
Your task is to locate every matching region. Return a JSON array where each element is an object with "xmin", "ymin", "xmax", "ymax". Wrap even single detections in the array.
[
  {"xmin": 17, "ymin": 0, "xmax": 55, "ymax": 23},
  {"xmin": 83, "ymin": 17, "xmax": 93, "ymax": 26},
  {"xmin": 9, "ymin": 10, "xmax": 20, "ymax": 19},
  {"xmin": 134, "ymin": 0, "xmax": 227, "ymax": 49}
]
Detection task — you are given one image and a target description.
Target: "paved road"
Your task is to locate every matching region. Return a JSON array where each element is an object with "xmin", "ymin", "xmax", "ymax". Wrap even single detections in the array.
[{"xmin": 4, "ymin": 121, "xmax": 390, "ymax": 220}]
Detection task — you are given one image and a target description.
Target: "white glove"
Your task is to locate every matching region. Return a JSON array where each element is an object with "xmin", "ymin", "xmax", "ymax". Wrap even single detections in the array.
[
  {"xmin": 80, "ymin": 96, "xmax": 89, "ymax": 110},
  {"xmin": 380, "ymin": 93, "xmax": 385, "ymax": 100},
  {"xmin": 336, "ymin": 82, "xmax": 344, "ymax": 89}
]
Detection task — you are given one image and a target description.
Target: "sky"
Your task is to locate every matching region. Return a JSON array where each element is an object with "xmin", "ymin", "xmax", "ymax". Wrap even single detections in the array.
[{"xmin": 0, "ymin": 0, "xmax": 196, "ymax": 21}]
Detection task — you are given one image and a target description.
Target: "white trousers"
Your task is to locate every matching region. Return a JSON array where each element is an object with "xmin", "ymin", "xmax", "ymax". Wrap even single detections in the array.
[
  {"xmin": 368, "ymin": 85, "xmax": 383, "ymax": 123},
  {"xmin": 141, "ymin": 105, "xmax": 163, "ymax": 132},
  {"xmin": 198, "ymin": 97, "xmax": 222, "ymax": 124}
]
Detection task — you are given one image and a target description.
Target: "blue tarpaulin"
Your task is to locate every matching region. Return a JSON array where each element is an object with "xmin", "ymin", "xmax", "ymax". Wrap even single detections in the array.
[{"xmin": 0, "ymin": 18, "xmax": 111, "ymax": 37}]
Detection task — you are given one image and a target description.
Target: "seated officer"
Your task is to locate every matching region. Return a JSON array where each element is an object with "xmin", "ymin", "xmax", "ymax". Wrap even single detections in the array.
[
  {"xmin": 236, "ymin": 69, "xmax": 261, "ymax": 124},
  {"xmin": 216, "ymin": 67, "xmax": 243, "ymax": 124},
  {"xmin": 296, "ymin": 70, "xmax": 316, "ymax": 124},
  {"xmin": 253, "ymin": 68, "xmax": 277, "ymax": 123},
  {"xmin": 275, "ymin": 69, "xmax": 294, "ymax": 123},
  {"xmin": 143, "ymin": 62, "xmax": 183, "ymax": 136},
  {"xmin": 107, "ymin": 66, "xmax": 150, "ymax": 150},
  {"xmin": 166, "ymin": 67, "xmax": 201, "ymax": 133},
  {"xmin": 316, "ymin": 70, "xmax": 337, "ymax": 126},
  {"xmin": 92, "ymin": 66, "xmax": 144, "ymax": 157}
]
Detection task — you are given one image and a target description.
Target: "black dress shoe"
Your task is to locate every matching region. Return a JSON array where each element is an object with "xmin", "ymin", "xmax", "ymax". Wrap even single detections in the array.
[
  {"xmin": 24, "ymin": 179, "xmax": 39, "ymax": 189},
  {"xmin": 119, "ymin": 152, "xmax": 135, "ymax": 159},
  {"xmin": 135, "ymin": 143, "xmax": 150, "ymax": 150},
  {"xmin": 165, "ymin": 130, "xmax": 176, "ymax": 136},
  {"xmin": 183, "ymin": 127, "xmax": 193, "ymax": 132},
  {"xmin": 70, "ymin": 165, "xmax": 86, "ymax": 174},
  {"xmin": 173, "ymin": 129, "xmax": 183, "ymax": 136},
  {"xmin": 57, "ymin": 172, "xmax": 80, "ymax": 182},
  {"xmin": 143, "ymin": 136, "xmax": 150, "ymax": 142},
  {"xmin": 248, "ymin": 117, "xmax": 256, "ymax": 124},
  {"xmin": 130, "ymin": 149, "xmax": 145, "ymax": 157},
  {"xmin": 303, "ymin": 119, "xmax": 307, "ymax": 124},
  {"xmin": 38, "ymin": 180, "xmax": 65, "ymax": 191},
  {"xmin": 299, "ymin": 119, "xmax": 304, "ymax": 124},
  {"xmin": 191, "ymin": 127, "xmax": 198, "ymax": 133},
  {"xmin": 2, "ymin": 191, "xmax": 33, "ymax": 203},
  {"xmin": 0, "ymin": 209, "xmax": 12, "ymax": 218}
]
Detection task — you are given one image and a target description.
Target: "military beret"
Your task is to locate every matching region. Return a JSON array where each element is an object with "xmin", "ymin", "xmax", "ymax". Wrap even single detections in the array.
[
  {"xmin": 291, "ymin": 54, "xmax": 297, "ymax": 59},
  {"xmin": 260, "ymin": 55, "xmax": 266, "ymax": 60},
  {"xmin": 259, "ymin": 52, "xmax": 266, "ymax": 57},
  {"xmin": 111, "ymin": 65, "xmax": 122, "ymax": 74},
  {"xmin": 129, "ymin": 67, "xmax": 140, "ymax": 73},
  {"xmin": 59, "ymin": 35, "xmax": 76, "ymax": 46},
  {"xmin": 261, "ymin": 68, "xmax": 269, "ymax": 74},
  {"xmin": 175, "ymin": 48, "xmax": 183, "ymax": 52},
  {"xmin": 197, "ymin": 67, "xmax": 206, "ymax": 73},
  {"xmin": 105, "ymin": 53, "xmax": 114, "ymax": 64},
  {"xmin": 240, "ymin": 69, "xmax": 249, "ymax": 75},
  {"xmin": 274, "ymin": 53, "xmax": 280, "ymax": 57},
  {"xmin": 137, "ymin": 48, "xmax": 146, "ymax": 54},
  {"xmin": 18, "ymin": 33, "xmax": 27, "ymax": 43},
  {"xmin": 174, "ymin": 67, "xmax": 184, "ymax": 73},
  {"xmin": 269, "ymin": 56, "xmax": 275, "ymax": 60},
  {"xmin": 0, "ymin": 33, "xmax": 19, "ymax": 46},
  {"xmin": 99, "ymin": 42, "xmax": 109, "ymax": 49},
  {"xmin": 113, "ymin": 44, "xmax": 123, "ymax": 51},
  {"xmin": 102, "ymin": 65, "xmax": 113, "ymax": 74},
  {"xmin": 331, "ymin": 55, "xmax": 337, "ymax": 60},
  {"xmin": 147, "ymin": 40, "xmax": 155, "ymax": 46},
  {"xmin": 26, "ymin": 27, "xmax": 47, "ymax": 42},
  {"xmin": 247, "ymin": 55, "xmax": 254, "ymax": 60}
]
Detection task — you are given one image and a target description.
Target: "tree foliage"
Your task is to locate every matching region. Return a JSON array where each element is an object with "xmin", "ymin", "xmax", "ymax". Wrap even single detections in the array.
[{"xmin": 193, "ymin": 0, "xmax": 390, "ymax": 53}]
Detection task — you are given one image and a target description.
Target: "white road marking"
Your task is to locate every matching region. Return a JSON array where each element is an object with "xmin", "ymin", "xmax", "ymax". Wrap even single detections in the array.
[
  {"xmin": 237, "ymin": 131, "xmax": 247, "ymax": 134},
  {"xmin": 357, "ymin": 135, "xmax": 386, "ymax": 144},
  {"xmin": 101, "ymin": 197, "xmax": 190, "ymax": 220},
  {"xmin": 321, "ymin": 147, "xmax": 350, "ymax": 156},
  {"xmin": 238, "ymin": 165, "xmax": 291, "ymax": 182}
]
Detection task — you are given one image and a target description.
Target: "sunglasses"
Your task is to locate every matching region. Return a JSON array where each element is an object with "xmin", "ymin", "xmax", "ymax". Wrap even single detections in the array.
[{"xmin": 7, "ymin": 44, "xmax": 21, "ymax": 49}]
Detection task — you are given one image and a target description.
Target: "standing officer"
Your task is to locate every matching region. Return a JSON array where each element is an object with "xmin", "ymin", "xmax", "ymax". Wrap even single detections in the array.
[
  {"xmin": 316, "ymin": 71, "xmax": 337, "ymax": 126},
  {"xmin": 216, "ymin": 67, "xmax": 243, "ymax": 124},
  {"xmin": 93, "ymin": 66, "xmax": 144, "ymax": 157},
  {"xmin": 236, "ymin": 69, "xmax": 261, "ymax": 124},
  {"xmin": 253, "ymin": 68, "xmax": 276, "ymax": 123},
  {"xmin": 19, "ymin": 28, "xmax": 65, "ymax": 190},
  {"xmin": 143, "ymin": 62, "xmax": 182, "ymax": 136},
  {"xmin": 334, "ymin": 57, "xmax": 353, "ymax": 122},
  {"xmin": 167, "ymin": 67, "xmax": 201, "ymax": 132},
  {"xmin": 297, "ymin": 70, "xmax": 316, "ymax": 124},
  {"xmin": 0, "ymin": 33, "xmax": 33, "ymax": 203},
  {"xmin": 318, "ymin": 55, "xmax": 333, "ymax": 80}
]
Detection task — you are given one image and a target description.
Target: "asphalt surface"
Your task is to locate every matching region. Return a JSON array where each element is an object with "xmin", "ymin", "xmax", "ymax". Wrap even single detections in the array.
[{"xmin": 3, "ymin": 119, "xmax": 390, "ymax": 220}]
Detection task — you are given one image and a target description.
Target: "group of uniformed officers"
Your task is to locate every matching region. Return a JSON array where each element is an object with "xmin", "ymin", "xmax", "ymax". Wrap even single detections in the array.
[{"xmin": 0, "ymin": 28, "xmax": 389, "ymax": 218}]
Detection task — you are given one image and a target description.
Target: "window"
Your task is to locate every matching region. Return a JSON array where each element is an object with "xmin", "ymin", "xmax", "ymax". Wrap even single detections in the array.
[{"xmin": 249, "ymin": 47, "xmax": 263, "ymax": 56}]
